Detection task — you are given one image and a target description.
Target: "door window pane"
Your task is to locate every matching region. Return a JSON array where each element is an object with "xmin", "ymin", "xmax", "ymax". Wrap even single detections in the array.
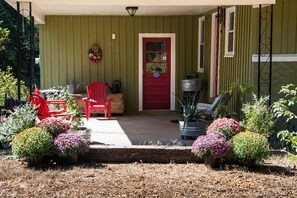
[
  {"xmin": 146, "ymin": 52, "xmax": 167, "ymax": 62},
  {"xmin": 146, "ymin": 63, "xmax": 167, "ymax": 73},
  {"xmin": 146, "ymin": 42, "xmax": 167, "ymax": 51}
]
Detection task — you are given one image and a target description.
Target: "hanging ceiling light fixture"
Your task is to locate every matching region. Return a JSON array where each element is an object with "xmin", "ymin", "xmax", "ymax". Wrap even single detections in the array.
[{"xmin": 126, "ymin": 7, "xmax": 138, "ymax": 17}]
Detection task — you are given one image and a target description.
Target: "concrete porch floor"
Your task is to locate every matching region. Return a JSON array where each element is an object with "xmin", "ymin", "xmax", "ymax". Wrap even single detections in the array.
[{"xmin": 83, "ymin": 111, "xmax": 196, "ymax": 146}]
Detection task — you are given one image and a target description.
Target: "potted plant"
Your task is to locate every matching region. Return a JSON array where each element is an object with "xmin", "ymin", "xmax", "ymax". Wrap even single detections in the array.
[
  {"xmin": 192, "ymin": 132, "xmax": 232, "ymax": 168},
  {"xmin": 175, "ymin": 91, "xmax": 207, "ymax": 139}
]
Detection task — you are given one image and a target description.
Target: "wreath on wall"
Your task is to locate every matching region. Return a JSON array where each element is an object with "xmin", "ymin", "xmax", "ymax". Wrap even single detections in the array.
[{"xmin": 88, "ymin": 44, "xmax": 102, "ymax": 63}]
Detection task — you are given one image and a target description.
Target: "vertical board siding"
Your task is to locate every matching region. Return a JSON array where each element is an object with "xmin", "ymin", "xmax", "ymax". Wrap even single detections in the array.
[
  {"xmin": 198, "ymin": 6, "xmax": 253, "ymax": 112},
  {"xmin": 40, "ymin": 15, "xmax": 198, "ymax": 112}
]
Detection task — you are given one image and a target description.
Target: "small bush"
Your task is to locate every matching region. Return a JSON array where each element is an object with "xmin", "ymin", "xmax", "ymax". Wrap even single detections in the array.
[
  {"xmin": 54, "ymin": 133, "xmax": 89, "ymax": 162},
  {"xmin": 192, "ymin": 132, "xmax": 232, "ymax": 159},
  {"xmin": 242, "ymin": 96, "xmax": 274, "ymax": 137},
  {"xmin": 46, "ymin": 86, "xmax": 82, "ymax": 129},
  {"xmin": 207, "ymin": 118, "xmax": 242, "ymax": 139},
  {"xmin": 0, "ymin": 104, "xmax": 36, "ymax": 144},
  {"xmin": 12, "ymin": 127, "xmax": 53, "ymax": 161},
  {"xmin": 232, "ymin": 132, "xmax": 269, "ymax": 163},
  {"xmin": 37, "ymin": 117, "xmax": 70, "ymax": 137}
]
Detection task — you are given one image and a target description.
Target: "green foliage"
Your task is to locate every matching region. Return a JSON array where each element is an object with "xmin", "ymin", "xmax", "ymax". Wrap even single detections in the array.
[
  {"xmin": 241, "ymin": 96, "xmax": 274, "ymax": 137},
  {"xmin": 277, "ymin": 130, "xmax": 297, "ymax": 154},
  {"xmin": 0, "ymin": 104, "xmax": 36, "ymax": 144},
  {"xmin": 12, "ymin": 127, "xmax": 53, "ymax": 161},
  {"xmin": 0, "ymin": 66, "xmax": 29, "ymax": 105},
  {"xmin": 272, "ymin": 84, "xmax": 297, "ymax": 122},
  {"xmin": 215, "ymin": 91, "xmax": 232, "ymax": 118},
  {"xmin": 232, "ymin": 132, "xmax": 269, "ymax": 162},
  {"xmin": 0, "ymin": 1, "xmax": 40, "ymax": 87},
  {"xmin": 272, "ymin": 84, "xmax": 297, "ymax": 155},
  {"xmin": 215, "ymin": 82, "xmax": 254, "ymax": 118},
  {"xmin": 46, "ymin": 86, "xmax": 82, "ymax": 129},
  {"xmin": 0, "ymin": 21, "xmax": 9, "ymax": 51},
  {"xmin": 174, "ymin": 91, "xmax": 206, "ymax": 124}
]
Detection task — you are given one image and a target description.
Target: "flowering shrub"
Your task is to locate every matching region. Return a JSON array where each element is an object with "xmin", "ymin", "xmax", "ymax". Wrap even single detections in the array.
[
  {"xmin": 12, "ymin": 127, "xmax": 53, "ymax": 161},
  {"xmin": 207, "ymin": 118, "xmax": 241, "ymax": 139},
  {"xmin": 54, "ymin": 133, "xmax": 89, "ymax": 162},
  {"xmin": 0, "ymin": 104, "xmax": 36, "ymax": 144},
  {"xmin": 37, "ymin": 117, "xmax": 70, "ymax": 137},
  {"xmin": 192, "ymin": 132, "xmax": 232, "ymax": 159},
  {"xmin": 232, "ymin": 132, "xmax": 269, "ymax": 163}
]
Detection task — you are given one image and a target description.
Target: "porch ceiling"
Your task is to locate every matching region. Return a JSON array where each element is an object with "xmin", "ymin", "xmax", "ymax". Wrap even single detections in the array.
[{"xmin": 5, "ymin": 0, "xmax": 275, "ymax": 24}]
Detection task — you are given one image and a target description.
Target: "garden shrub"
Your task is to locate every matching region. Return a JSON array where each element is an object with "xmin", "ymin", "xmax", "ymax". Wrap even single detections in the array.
[
  {"xmin": 207, "ymin": 118, "xmax": 241, "ymax": 139},
  {"xmin": 232, "ymin": 132, "xmax": 269, "ymax": 163},
  {"xmin": 192, "ymin": 132, "xmax": 232, "ymax": 159},
  {"xmin": 0, "ymin": 104, "xmax": 36, "ymax": 144},
  {"xmin": 37, "ymin": 117, "xmax": 70, "ymax": 137},
  {"xmin": 54, "ymin": 133, "xmax": 89, "ymax": 163},
  {"xmin": 0, "ymin": 67, "xmax": 29, "ymax": 105},
  {"xmin": 46, "ymin": 86, "xmax": 82, "ymax": 129},
  {"xmin": 272, "ymin": 84, "xmax": 297, "ymax": 156},
  {"xmin": 241, "ymin": 96, "xmax": 274, "ymax": 137},
  {"xmin": 12, "ymin": 127, "xmax": 53, "ymax": 162}
]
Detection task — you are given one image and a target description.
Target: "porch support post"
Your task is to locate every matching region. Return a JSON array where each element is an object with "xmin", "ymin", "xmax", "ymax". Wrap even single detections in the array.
[
  {"xmin": 269, "ymin": 4, "xmax": 273, "ymax": 105},
  {"xmin": 257, "ymin": 5, "xmax": 261, "ymax": 98},
  {"xmin": 16, "ymin": 1, "xmax": 21, "ymax": 100},
  {"xmin": 29, "ymin": 2, "xmax": 35, "ymax": 96},
  {"xmin": 257, "ymin": 4, "xmax": 273, "ymax": 105}
]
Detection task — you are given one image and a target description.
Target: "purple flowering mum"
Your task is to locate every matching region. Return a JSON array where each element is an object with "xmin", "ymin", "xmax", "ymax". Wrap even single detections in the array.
[
  {"xmin": 192, "ymin": 132, "xmax": 232, "ymax": 159},
  {"xmin": 54, "ymin": 132, "xmax": 89, "ymax": 160}
]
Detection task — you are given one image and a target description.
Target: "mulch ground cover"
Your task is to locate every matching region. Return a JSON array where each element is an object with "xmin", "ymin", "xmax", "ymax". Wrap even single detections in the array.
[{"xmin": 0, "ymin": 149, "xmax": 297, "ymax": 198}]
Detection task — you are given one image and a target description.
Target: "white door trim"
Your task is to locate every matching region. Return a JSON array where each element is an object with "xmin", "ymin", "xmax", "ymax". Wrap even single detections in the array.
[{"xmin": 138, "ymin": 33, "xmax": 176, "ymax": 111}]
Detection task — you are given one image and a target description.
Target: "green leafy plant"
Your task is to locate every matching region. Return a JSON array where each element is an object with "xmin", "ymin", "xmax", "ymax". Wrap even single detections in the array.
[
  {"xmin": 12, "ymin": 127, "xmax": 53, "ymax": 162},
  {"xmin": 241, "ymin": 95, "xmax": 274, "ymax": 137},
  {"xmin": 232, "ymin": 132, "xmax": 269, "ymax": 163},
  {"xmin": 272, "ymin": 84, "xmax": 297, "ymax": 156},
  {"xmin": 46, "ymin": 86, "xmax": 82, "ymax": 129},
  {"xmin": 0, "ymin": 21, "xmax": 10, "ymax": 51},
  {"xmin": 277, "ymin": 130, "xmax": 297, "ymax": 154},
  {"xmin": 216, "ymin": 82, "xmax": 254, "ymax": 119},
  {"xmin": 174, "ymin": 91, "xmax": 206, "ymax": 125},
  {"xmin": 0, "ymin": 104, "xmax": 36, "ymax": 145},
  {"xmin": 0, "ymin": 67, "xmax": 29, "ymax": 105}
]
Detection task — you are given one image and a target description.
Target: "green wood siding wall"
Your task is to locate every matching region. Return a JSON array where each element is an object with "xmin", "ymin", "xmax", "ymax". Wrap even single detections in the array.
[
  {"xmin": 198, "ymin": 6, "xmax": 254, "ymax": 111},
  {"xmin": 40, "ymin": 16, "xmax": 199, "ymax": 112}
]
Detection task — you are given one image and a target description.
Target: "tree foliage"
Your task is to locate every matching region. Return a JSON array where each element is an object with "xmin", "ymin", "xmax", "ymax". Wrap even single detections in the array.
[{"xmin": 0, "ymin": 0, "xmax": 40, "ymax": 88}]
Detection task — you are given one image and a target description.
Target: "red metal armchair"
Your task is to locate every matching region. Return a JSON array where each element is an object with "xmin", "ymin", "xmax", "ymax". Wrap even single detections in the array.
[
  {"xmin": 29, "ymin": 92, "xmax": 68, "ymax": 120},
  {"xmin": 83, "ymin": 81, "xmax": 112, "ymax": 120}
]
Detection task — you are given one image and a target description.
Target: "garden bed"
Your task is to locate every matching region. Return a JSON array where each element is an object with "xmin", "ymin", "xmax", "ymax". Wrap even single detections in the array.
[{"xmin": 0, "ymin": 153, "xmax": 296, "ymax": 197}]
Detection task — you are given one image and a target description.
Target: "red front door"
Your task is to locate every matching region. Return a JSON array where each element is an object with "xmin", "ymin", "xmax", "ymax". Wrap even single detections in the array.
[{"xmin": 143, "ymin": 38, "xmax": 171, "ymax": 110}]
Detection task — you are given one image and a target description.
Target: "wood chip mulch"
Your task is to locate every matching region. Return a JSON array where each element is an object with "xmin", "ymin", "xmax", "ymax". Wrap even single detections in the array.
[{"xmin": 0, "ymin": 155, "xmax": 297, "ymax": 198}]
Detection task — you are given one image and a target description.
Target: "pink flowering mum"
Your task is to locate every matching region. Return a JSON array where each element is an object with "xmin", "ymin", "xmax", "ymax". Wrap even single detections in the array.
[
  {"xmin": 54, "ymin": 132, "xmax": 89, "ymax": 161},
  {"xmin": 192, "ymin": 132, "xmax": 232, "ymax": 159},
  {"xmin": 207, "ymin": 118, "xmax": 241, "ymax": 139}
]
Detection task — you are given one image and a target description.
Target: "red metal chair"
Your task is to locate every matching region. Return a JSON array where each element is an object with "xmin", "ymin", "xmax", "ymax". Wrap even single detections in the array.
[
  {"xmin": 29, "ymin": 92, "xmax": 68, "ymax": 120},
  {"xmin": 83, "ymin": 81, "xmax": 112, "ymax": 120}
]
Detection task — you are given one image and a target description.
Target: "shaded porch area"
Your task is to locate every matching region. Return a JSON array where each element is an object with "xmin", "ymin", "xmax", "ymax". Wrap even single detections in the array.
[{"xmin": 83, "ymin": 111, "xmax": 195, "ymax": 146}]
